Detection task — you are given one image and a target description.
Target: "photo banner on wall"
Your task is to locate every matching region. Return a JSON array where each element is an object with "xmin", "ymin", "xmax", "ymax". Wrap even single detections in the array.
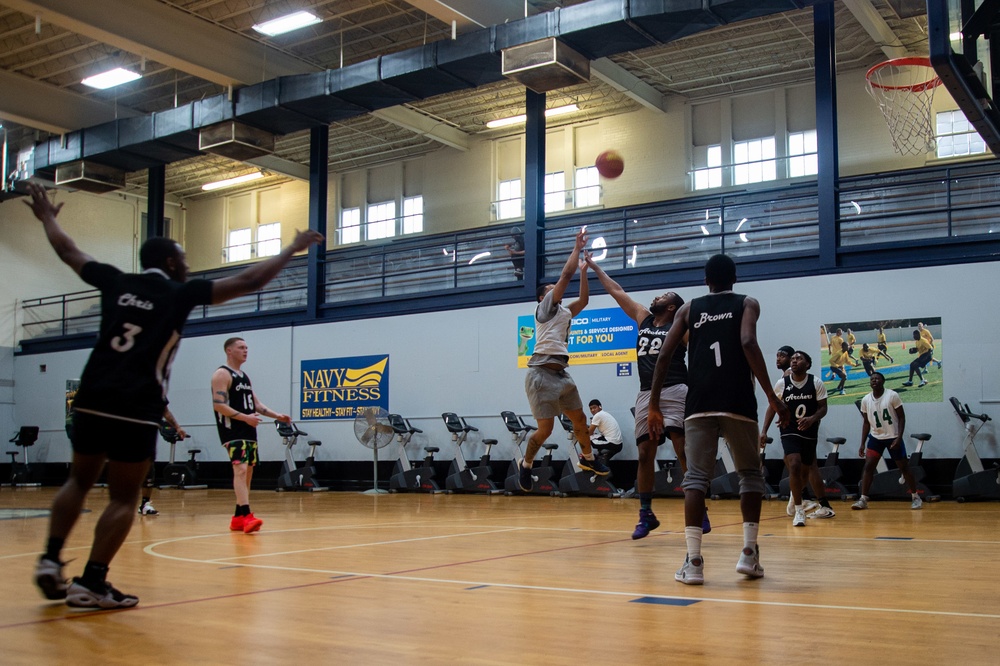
[
  {"xmin": 517, "ymin": 307, "xmax": 637, "ymax": 368},
  {"xmin": 300, "ymin": 354, "xmax": 389, "ymax": 420},
  {"xmin": 819, "ymin": 317, "xmax": 942, "ymax": 406}
]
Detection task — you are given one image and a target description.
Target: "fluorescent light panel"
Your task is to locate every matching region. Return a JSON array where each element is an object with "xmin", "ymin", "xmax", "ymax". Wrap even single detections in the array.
[
  {"xmin": 81, "ymin": 67, "xmax": 141, "ymax": 90},
  {"xmin": 486, "ymin": 104, "xmax": 579, "ymax": 129},
  {"xmin": 202, "ymin": 172, "xmax": 264, "ymax": 191},
  {"xmin": 252, "ymin": 10, "xmax": 321, "ymax": 36}
]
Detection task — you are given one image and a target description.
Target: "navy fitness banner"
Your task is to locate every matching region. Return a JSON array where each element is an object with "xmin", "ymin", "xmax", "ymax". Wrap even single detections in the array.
[{"xmin": 300, "ymin": 354, "xmax": 389, "ymax": 420}]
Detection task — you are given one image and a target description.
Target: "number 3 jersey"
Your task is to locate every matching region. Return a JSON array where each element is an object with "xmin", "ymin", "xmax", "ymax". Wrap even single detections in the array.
[
  {"xmin": 686, "ymin": 292, "xmax": 756, "ymax": 420},
  {"xmin": 71, "ymin": 262, "xmax": 213, "ymax": 425}
]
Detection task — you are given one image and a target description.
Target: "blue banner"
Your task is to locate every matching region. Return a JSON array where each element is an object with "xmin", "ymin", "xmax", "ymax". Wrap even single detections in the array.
[
  {"xmin": 300, "ymin": 354, "xmax": 389, "ymax": 420},
  {"xmin": 517, "ymin": 307, "xmax": 637, "ymax": 367}
]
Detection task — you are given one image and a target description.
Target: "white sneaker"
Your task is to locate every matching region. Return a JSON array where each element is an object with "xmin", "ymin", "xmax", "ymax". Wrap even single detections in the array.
[
  {"xmin": 34, "ymin": 558, "xmax": 68, "ymax": 600},
  {"xmin": 138, "ymin": 502, "xmax": 158, "ymax": 516},
  {"xmin": 809, "ymin": 506, "xmax": 836, "ymax": 519},
  {"xmin": 911, "ymin": 496, "xmax": 923, "ymax": 510},
  {"xmin": 736, "ymin": 546, "xmax": 764, "ymax": 578},
  {"xmin": 793, "ymin": 508, "xmax": 806, "ymax": 527},
  {"xmin": 852, "ymin": 498, "xmax": 868, "ymax": 510},
  {"xmin": 803, "ymin": 500, "xmax": 820, "ymax": 513},
  {"xmin": 675, "ymin": 554, "xmax": 704, "ymax": 585},
  {"xmin": 66, "ymin": 579, "xmax": 139, "ymax": 609},
  {"xmin": 786, "ymin": 496, "xmax": 795, "ymax": 516}
]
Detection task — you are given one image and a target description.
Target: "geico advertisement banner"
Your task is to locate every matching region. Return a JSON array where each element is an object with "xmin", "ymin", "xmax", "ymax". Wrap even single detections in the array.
[
  {"xmin": 300, "ymin": 354, "xmax": 389, "ymax": 420},
  {"xmin": 517, "ymin": 307, "xmax": 637, "ymax": 368}
]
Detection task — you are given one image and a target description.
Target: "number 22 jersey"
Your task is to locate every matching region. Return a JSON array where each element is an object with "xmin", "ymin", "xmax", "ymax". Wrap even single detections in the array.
[{"xmin": 71, "ymin": 262, "xmax": 213, "ymax": 424}]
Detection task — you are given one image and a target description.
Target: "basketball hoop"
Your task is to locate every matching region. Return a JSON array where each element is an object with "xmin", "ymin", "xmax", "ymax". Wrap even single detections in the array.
[{"xmin": 865, "ymin": 57, "xmax": 943, "ymax": 155}]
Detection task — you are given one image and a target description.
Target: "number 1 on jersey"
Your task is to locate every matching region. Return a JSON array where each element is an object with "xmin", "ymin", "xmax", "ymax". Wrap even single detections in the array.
[{"xmin": 710, "ymin": 341, "xmax": 722, "ymax": 367}]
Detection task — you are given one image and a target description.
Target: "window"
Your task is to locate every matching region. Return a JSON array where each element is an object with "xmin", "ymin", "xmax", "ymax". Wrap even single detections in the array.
[
  {"xmin": 402, "ymin": 195, "xmax": 423, "ymax": 235},
  {"xmin": 693, "ymin": 145, "xmax": 722, "ymax": 191},
  {"xmin": 367, "ymin": 201, "xmax": 396, "ymax": 240},
  {"xmin": 497, "ymin": 178, "xmax": 522, "ymax": 220},
  {"xmin": 733, "ymin": 137, "xmax": 776, "ymax": 185},
  {"xmin": 226, "ymin": 228, "xmax": 252, "ymax": 262},
  {"xmin": 936, "ymin": 110, "xmax": 987, "ymax": 158},
  {"xmin": 788, "ymin": 130, "xmax": 818, "ymax": 177},
  {"xmin": 256, "ymin": 222, "xmax": 281, "ymax": 258},
  {"xmin": 574, "ymin": 166, "xmax": 600, "ymax": 207},
  {"xmin": 340, "ymin": 207, "xmax": 361, "ymax": 245},
  {"xmin": 544, "ymin": 172, "xmax": 565, "ymax": 213}
]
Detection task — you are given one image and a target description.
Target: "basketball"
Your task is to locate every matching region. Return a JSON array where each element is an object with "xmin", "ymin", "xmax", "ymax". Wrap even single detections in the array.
[{"xmin": 595, "ymin": 150, "xmax": 624, "ymax": 179}]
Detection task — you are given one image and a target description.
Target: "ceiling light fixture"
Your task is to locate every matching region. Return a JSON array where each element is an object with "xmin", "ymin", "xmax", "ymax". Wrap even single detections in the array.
[
  {"xmin": 468, "ymin": 251, "xmax": 492, "ymax": 265},
  {"xmin": 81, "ymin": 67, "xmax": 141, "ymax": 90},
  {"xmin": 486, "ymin": 104, "xmax": 580, "ymax": 129},
  {"xmin": 202, "ymin": 172, "xmax": 264, "ymax": 191},
  {"xmin": 252, "ymin": 10, "xmax": 322, "ymax": 36}
]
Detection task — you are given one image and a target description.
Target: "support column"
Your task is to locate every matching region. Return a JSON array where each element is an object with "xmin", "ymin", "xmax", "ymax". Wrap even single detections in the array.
[
  {"xmin": 815, "ymin": 0, "xmax": 839, "ymax": 269},
  {"xmin": 523, "ymin": 89, "xmax": 545, "ymax": 291},
  {"xmin": 306, "ymin": 125, "xmax": 328, "ymax": 320},
  {"xmin": 146, "ymin": 164, "xmax": 166, "ymax": 238}
]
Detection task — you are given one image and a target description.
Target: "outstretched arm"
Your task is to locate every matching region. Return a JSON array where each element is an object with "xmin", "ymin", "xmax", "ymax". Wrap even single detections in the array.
[
  {"xmin": 548, "ymin": 227, "xmax": 587, "ymax": 305},
  {"xmin": 24, "ymin": 183, "xmax": 94, "ymax": 275},
  {"xmin": 567, "ymin": 255, "xmax": 589, "ymax": 316},
  {"xmin": 252, "ymin": 391, "xmax": 291, "ymax": 424},
  {"xmin": 585, "ymin": 254, "xmax": 649, "ymax": 323},
  {"xmin": 210, "ymin": 229, "xmax": 324, "ymax": 305}
]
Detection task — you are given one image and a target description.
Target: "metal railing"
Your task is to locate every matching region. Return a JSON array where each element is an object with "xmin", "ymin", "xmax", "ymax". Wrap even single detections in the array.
[{"xmin": 19, "ymin": 160, "xmax": 1000, "ymax": 345}]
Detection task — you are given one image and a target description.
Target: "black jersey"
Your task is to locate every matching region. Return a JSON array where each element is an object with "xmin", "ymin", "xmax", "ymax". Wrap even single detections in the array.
[
  {"xmin": 636, "ymin": 314, "xmax": 687, "ymax": 392},
  {"xmin": 685, "ymin": 292, "xmax": 757, "ymax": 420},
  {"xmin": 215, "ymin": 366, "xmax": 258, "ymax": 443},
  {"xmin": 71, "ymin": 263, "xmax": 213, "ymax": 424},
  {"xmin": 778, "ymin": 374, "xmax": 820, "ymax": 441}
]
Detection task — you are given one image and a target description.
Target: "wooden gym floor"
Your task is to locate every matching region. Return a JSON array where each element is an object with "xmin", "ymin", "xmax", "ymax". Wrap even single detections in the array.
[{"xmin": 0, "ymin": 488, "xmax": 997, "ymax": 665}]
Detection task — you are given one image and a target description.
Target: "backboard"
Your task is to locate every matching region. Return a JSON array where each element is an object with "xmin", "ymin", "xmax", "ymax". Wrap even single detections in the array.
[{"xmin": 928, "ymin": 0, "xmax": 1000, "ymax": 155}]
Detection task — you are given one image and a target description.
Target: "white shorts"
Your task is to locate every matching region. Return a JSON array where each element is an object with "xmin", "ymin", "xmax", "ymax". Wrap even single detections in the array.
[{"xmin": 634, "ymin": 383, "xmax": 687, "ymax": 444}]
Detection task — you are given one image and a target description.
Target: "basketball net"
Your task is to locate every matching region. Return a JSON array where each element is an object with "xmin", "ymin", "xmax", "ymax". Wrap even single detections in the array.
[{"xmin": 865, "ymin": 57, "xmax": 942, "ymax": 156}]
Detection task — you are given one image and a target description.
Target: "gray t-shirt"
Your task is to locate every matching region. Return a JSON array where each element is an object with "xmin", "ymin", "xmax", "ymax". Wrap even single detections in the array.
[{"xmin": 529, "ymin": 291, "xmax": 572, "ymax": 368}]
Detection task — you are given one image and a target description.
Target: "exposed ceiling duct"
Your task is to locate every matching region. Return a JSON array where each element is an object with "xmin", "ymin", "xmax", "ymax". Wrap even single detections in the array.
[
  {"xmin": 54, "ymin": 161, "xmax": 126, "ymax": 194},
  {"xmin": 199, "ymin": 122, "xmax": 275, "ymax": 161},
  {"xmin": 501, "ymin": 38, "xmax": 590, "ymax": 93}
]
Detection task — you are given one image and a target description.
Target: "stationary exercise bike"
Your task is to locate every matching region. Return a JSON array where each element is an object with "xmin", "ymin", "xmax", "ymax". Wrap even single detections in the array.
[
  {"xmin": 710, "ymin": 438, "xmax": 778, "ymax": 499},
  {"xmin": 500, "ymin": 411, "xmax": 560, "ymax": 496},
  {"xmin": 388, "ymin": 414, "xmax": 442, "ymax": 493},
  {"xmin": 865, "ymin": 432, "xmax": 938, "ymax": 501},
  {"xmin": 556, "ymin": 414, "xmax": 617, "ymax": 497},
  {"xmin": 160, "ymin": 422, "xmax": 207, "ymax": 489},
  {"xmin": 275, "ymin": 421, "xmax": 328, "ymax": 492},
  {"xmin": 6, "ymin": 426, "xmax": 40, "ymax": 487},
  {"xmin": 950, "ymin": 397, "xmax": 999, "ymax": 502},
  {"xmin": 777, "ymin": 437, "xmax": 853, "ymax": 501},
  {"xmin": 441, "ymin": 412, "xmax": 502, "ymax": 494}
]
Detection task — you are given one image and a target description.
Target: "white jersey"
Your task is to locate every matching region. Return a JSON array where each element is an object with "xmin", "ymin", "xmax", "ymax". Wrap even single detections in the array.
[
  {"xmin": 590, "ymin": 410, "xmax": 623, "ymax": 444},
  {"xmin": 529, "ymin": 291, "xmax": 573, "ymax": 365},
  {"xmin": 860, "ymin": 389, "xmax": 903, "ymax": 439}
]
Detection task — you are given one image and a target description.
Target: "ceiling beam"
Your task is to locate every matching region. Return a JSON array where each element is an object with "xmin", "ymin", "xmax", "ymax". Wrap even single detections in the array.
[
  {"xmin": 372, "ymin": 106, "xmax": 469, "ymax": 151},
  {"xmin": 2, "ymin": 0, "xmax": 318, "ymax": 86},
  {"xmin": 842, "ymin": 0, "xmax": 910, "ymax": 60},
  {"xmin": 402, "ymin": 0, "xmax": 526, "ymax": 32},
  {"xmin": 591, "ymin": 58, "xmax": 671, "ymax": 113},
  {"xmin": 0, "ymin": 69, "xmax": 139, "ymax": 134},
  {"xmin": 244, "ymin": 154, "xmax": 310, "ymax": 181}
]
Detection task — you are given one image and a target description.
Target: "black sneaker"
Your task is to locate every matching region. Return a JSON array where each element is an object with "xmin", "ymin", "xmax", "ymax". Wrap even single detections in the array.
[
  {"xmin": 578, "ymin": 455, "xmax": 610, "ymax": 476},
  {"xmin": 517, "ymin": 463, "xmax": 533, "ymax": 492},
  {"xmin": 66, "ymin": 578, "xmax": 139, "ymax": 609}
]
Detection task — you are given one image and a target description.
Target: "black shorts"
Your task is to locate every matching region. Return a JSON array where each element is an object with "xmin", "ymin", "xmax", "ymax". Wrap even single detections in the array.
[
  {"xmin": 71, "ymin": 410, "xmax": 158, "ymax": 463},
  {"xmin": 781, "ymin": 435, "xmax": 818, "ymax": 465}
]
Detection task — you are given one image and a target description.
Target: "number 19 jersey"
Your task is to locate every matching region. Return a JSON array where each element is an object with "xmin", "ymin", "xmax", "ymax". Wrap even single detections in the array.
[{"xmin": 686, "ymin": 292, "xmax": 757, "ymax": 420}]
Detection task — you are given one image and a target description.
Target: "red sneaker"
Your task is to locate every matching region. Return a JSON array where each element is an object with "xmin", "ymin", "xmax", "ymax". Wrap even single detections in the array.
[
  {"xmin": 243, "ymin": 513, "xmax": 263, "ymax": 533},
  {"xmin": 229, "ymin": 515, "xmax": 246, "ymax": 531}
]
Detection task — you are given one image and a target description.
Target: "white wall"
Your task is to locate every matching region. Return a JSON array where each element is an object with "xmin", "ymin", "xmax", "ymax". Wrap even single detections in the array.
[{"xmin": 12, "ymin": 260, "xmax": 1000, "ymax": 465}]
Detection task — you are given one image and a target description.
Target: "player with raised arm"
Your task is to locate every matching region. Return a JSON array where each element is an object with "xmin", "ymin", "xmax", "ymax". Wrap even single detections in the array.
[
  {"xmin": 648, "ymin": 254, "xmax": 788, "ymax": 585},
  {"xmin": 27, "ymin": 183, "xmax": 322, "ymax": 609}
]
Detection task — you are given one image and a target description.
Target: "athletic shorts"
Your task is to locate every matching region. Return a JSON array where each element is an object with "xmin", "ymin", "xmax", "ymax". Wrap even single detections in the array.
[
  {"xmin": 634, "ymin": 384, "xmax": 687, "ymax": 444},
  {"xmin": 225, "ymin": 439, "xmax": 259, "ymax": 466},
  {"xmin": 865, "ymin": 434, "xmax": 908, "ymax": 460},
  {"xmin": 71, "ymin": 410, "xmax": 157, "ymax": 463},
  {"xmin": 525, "ymin": 366, "xmax": 583, "ymax": 419},
  {"xmin": 913, "ymin": 351, "xmax": 932, "ymax": 369},
  {"xmin": 878, "ymin": 342, "xmax": 888, "ymax": 353},
  {"xmin": 682, "ymin": 415, "xmax": 764, "ymax": 495},
  {"xmin": 780, "ymin": 435, "xmax": 818, "ymax": 465}
]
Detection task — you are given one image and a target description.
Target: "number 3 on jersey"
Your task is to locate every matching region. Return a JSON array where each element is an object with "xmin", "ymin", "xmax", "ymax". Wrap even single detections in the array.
[{"xmin": 110, "ymin": 323, "xmax": 142, "ymax": 352}]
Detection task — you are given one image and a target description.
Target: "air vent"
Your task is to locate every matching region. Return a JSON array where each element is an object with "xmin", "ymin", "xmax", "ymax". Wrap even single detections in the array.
[
  {"xmin": 199, "ymin": 122, "xmax": 275, "ymax": 160},
  {"xmin": 55, "ymin": 161, "xmax": 125, "ymax": 194},
  {"xmin": 502, "ymin": 38, "xmax": 590, "ymax": 93}
]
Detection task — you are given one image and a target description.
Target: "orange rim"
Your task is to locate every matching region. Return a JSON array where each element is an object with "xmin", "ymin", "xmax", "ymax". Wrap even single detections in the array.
[{"xmin": 865, "ymin": 56, "xmax": 942, "ymax": 92}]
